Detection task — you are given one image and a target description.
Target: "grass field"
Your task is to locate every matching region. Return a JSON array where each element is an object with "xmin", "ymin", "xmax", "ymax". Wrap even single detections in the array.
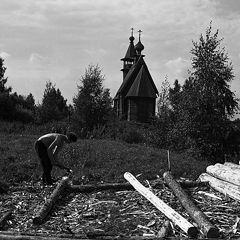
[{"xmin": 0, "ymin": 132, "xmax": 212, "ymax": 185}]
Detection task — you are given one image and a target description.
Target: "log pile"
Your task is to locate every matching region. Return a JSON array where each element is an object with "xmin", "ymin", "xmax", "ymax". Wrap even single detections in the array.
[
  {"xmin": 2, "ymin": 169, "xmax": 240, "ymax": 239},
  {"xmin": 199, "ymin": 162, "xmax": 240, "ymax": 201}
]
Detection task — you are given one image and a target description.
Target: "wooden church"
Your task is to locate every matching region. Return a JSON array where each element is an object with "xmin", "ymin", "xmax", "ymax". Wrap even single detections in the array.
[{"xmin": 114, "ymin": 30, "xmax": 158, "ymax": 123}]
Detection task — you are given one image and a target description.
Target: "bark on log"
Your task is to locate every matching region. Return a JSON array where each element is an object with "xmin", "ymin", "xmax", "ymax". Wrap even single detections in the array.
[
  {"xmin": 124, "ymin": 172, "xmax": 198, "ymax": 238},
  {"xmin": 177, "ymin": 180, "xmax": 208, "ymax": 189},
  {"xmin": 0, "ymin": 210, "xmax": 12, "ymax": 229},
  {"xmin": 199, "ymin": 173, "xmax": 240, "ymax": 201},
  {"xmin": 206, "ymin": 164, "xmax": 240, "ymax": 186},
  {"xmin": 33, "ymin": 176, "xmax": 70, "ymax": 225},
  {"xmin": 69, "ymin": 183, "xmax": 135, "ymax": 192},
  {"xmin": 163, "ymin": 171, "xmax": 219, "ymax": 238},
  {"xmin": 157, "ymin": 220, "xmax": 172, "ymax": 238}
]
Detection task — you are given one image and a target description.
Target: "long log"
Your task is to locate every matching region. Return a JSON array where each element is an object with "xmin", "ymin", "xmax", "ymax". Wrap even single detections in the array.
[
  {"xmin": 33, "ymin": 176, "xmax": 70, "ymax": 225},
  {"xmin": 0, "ymin": 231, "xmax": 181, "ymax": 240},
  {"xmin": 199, "ymin": 173, "xmax": 240, "ymax": 201},
  {"xmin": 163, "ymin": 171, "xmax": 219, "ymax": 238},
  {"xmin": 124, "ymin": 172, "xmax": 198, "ymax": 238},
  {"xmin": 70, "ymin": 183, "xmax": 135, "ymax": 193},
  {"xmin": 0, "ymin": 210, "xmax": 12, "ymax": 229},
  {"xmin": 206, "ymin": 164, "xmax": 240, "ymax": 186},
  {"xmin": 70, "ymin": 180, "xmax": 208, "ymax": 193}
]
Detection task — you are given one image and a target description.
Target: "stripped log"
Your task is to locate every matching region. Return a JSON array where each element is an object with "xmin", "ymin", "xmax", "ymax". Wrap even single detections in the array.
[
  {"xmin": 206, "ymin": 164, "xmax": 240, "ymax": 186},
  {"xmin": 0, "ymin": 210, "xmax": 12, "ymax": 229},
  {"xmin": 199, "ymin": 173, "xmax": 240, "ymax": 201},
  {"xmin": 33, "ymin": 176, "xmax": 70, "ymax": 225},
  {"xmin": 163, "ymin": 171, "xmax": 219, "ymax": 238},
  {"xmin": 157, "ymin": 220, "xmax": 172, "ymax": 238},
  {"xmin": 124, "ymin": 172, "xmax": 198, "ymax": 238},
  {"xmin": 224, "ymin": 162, "xmax": 240, "ymax": 170}
]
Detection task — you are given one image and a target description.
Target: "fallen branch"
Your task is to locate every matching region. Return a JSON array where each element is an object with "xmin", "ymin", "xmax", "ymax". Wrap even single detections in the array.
[
  {"xmin": 0, "ymin": 210, "xmax": 12, "ymax": 229},
  {"xmin": 163, "ymin": 171, "xmax": 219, "ymax": 238},
  {"xmin": 199, "ymin": 173, "xmax": 240, "ymax": 201},
  {"xmin": 124, "ymin": 172, "xmax": 198, "ymax": 238},
  {"xmin": 33, "ymin": 176, "xmax": 70, "ymax": 225}
]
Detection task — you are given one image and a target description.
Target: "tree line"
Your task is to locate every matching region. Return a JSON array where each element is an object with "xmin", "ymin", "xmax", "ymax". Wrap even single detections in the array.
[
  {"xmin": 0, "ymin": 60, "xmax": 112, "ymax": 128},
  {"xmin": 0, "ymin": 24, "xmax": 239, "ymax": 162},
  {"xmin": 156, "ymin": 24, "xmax": 239, "ymax": 162}
]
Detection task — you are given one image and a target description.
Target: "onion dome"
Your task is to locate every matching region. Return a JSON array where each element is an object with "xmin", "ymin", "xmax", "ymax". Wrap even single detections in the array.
[
  {"xmin": 129, "ymin": 35, "xmax": 135, "ymax": 42},
  {"xmin": 135, "ymin": 41, "xmax": 144, "ymax": 52},
  {"xmin": 135, "ymin": 29, "xmax": 144, "ymax": 54}
]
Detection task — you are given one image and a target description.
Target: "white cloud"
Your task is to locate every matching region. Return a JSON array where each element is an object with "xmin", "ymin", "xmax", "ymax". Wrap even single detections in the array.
[
  {"xmin": 84, "ymin": 48, "xmax": 107, "ymax": 58},
  {"xmin": 0, "ymin": 51, "xmax": 10, "ymax": 59},
  {"xmin": 29, "ymin": 53, "xmax": 50, "ymax": 66},
  {"xmin": 165, "ymin": 57, "xmax": 190, "ymax": 81}
]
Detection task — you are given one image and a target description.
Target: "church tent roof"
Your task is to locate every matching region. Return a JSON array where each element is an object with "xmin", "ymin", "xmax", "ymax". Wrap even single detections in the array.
[
  {"xmin": 126, "ymin": 65, "xmax": 157, "ymax": 98},
  {"xmin": 116, "ymin": 56, "xmax": 158, "ymax": 97}
]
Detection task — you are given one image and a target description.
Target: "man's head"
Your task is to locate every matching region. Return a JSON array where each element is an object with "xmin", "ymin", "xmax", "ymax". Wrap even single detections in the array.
[{"xmin": 66, "ymin": 132, "xmax": 78, "ymax": 143}]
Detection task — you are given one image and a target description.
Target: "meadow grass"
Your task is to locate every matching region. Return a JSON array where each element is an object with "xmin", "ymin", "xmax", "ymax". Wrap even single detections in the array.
[{"xmin": 0, "ymin": 132, "xmax": 212, "ymax": 185}]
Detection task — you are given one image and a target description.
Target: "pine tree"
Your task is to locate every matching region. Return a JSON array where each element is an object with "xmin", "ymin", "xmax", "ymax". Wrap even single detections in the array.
[{"xmin": 39, "ymin": 81, "xmax": 68, "ymax": 123}]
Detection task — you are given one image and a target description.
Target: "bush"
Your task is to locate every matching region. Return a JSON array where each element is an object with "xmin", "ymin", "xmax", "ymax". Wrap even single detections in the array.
[{"xmin": 121, "ymin": 125, "xmax": 144, "ymax": 144}]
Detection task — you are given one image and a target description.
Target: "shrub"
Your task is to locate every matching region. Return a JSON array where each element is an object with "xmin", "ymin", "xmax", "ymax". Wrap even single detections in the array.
[{"xmin": 121, "ymin": 125, "xmax": 144, "ymax": 144}]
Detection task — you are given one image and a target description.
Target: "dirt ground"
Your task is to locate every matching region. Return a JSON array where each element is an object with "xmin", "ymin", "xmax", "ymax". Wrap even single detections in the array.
[{"xmin": 1, "ymin": 178, "xmax": 240, "ymax": 239}]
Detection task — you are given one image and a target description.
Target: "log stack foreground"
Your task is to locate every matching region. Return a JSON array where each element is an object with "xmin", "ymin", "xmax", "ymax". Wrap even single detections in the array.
[
  {"xmin": 199, "ymin": 162, "xmax": 240, "ymax": 201},
  {"xmin": 163, "ymin": 171, "xmax": 219, "ymax": 238},
  {"xmin": 124, "ymin": 172, "xmax": 199, "ymax": 238}
]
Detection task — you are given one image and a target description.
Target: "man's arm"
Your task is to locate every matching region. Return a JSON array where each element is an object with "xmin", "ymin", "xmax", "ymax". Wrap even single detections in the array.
[{"xmin": 48, "ymin": 136, "xmax": 69, "ymax": 171}]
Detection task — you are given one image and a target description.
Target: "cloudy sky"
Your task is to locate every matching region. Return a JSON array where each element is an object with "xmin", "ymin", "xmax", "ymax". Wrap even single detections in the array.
[{"xmin": 1, "ymin": 0, "xmax": 240, "ymax": 115}]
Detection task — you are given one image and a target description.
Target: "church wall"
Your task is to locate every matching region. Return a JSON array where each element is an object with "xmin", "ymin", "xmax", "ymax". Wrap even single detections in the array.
[{"xmin": 127, "ymin": 97, "xmax": 155, "ymax": 122}]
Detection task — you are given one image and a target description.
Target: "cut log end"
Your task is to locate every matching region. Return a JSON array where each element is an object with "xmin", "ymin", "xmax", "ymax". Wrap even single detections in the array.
[
  {"xmin": 32, "ymin": 217, "xmax": 41, "ymax": 225},
  {"xmin": 187, "ymin": 226, "xmax": 199, "ymax": 238},
  {"xmin": 206, "ymin": 227, "xmax": 220, "ymax": 238}
]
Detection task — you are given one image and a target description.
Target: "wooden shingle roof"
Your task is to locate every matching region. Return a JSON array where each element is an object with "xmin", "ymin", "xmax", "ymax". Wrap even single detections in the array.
[
  {"xmin": 116, "ymin": 56, "xmax": 158, "ymax": 98},
  {"xmin": 126, "ymin": 65, "xmax": 157, "ymax": 98}
]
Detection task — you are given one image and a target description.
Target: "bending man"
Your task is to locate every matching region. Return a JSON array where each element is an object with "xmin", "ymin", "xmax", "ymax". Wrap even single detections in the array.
[{"xmin": 35, "ymin": 132, "xmax": 77, "ymax": 185}]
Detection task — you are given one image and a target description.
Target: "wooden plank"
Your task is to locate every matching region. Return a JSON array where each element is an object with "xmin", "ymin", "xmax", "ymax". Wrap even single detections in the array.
[
  {"xmin": 163, "ymin": 171, "xmax": 219, "ymax": 238},
  {"xmin": 199, "ymin": 173, "xmax": 240, "ymax": 201},
  {"xmin": 124, "ymin": 172, "xmax": 199, "ymax": 238},
  {"xmin": 32, "ymin": 177, "xmax": 70, "ymax": 225}
]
